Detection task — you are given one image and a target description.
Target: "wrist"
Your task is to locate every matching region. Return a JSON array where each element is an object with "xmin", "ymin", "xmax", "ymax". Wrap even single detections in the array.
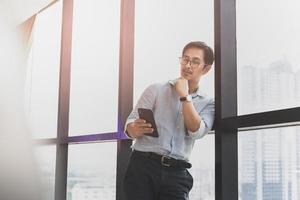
[
  {"xmin": 125, "ymin": 128, "xmax": 133, "ymax": 138},
  {"xmin": 179, "ymin": 92, "xmax": 189, "ymax": 97},
  {"xmin": 125, "ymin": 124, "xmax": 135, "ymax": 139},
  {"xmin": 180, "ymin": 94, "xmax": 192, "ymax": 102}
]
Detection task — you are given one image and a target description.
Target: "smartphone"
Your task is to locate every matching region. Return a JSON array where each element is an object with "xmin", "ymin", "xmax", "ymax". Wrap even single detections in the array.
[{"xmin": 138, "ymin": 108, "xmax": 159, "ymax": 137}]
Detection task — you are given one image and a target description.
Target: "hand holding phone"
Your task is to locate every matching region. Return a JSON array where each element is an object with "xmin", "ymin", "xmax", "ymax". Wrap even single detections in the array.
[{"xmin": 138, "ymin": 108, "xmax": 159, "ymax": 137}]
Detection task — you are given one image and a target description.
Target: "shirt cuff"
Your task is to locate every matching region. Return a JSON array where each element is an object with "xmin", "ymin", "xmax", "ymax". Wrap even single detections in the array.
[
  {"xmin": 187, "ymin": 120, "xmax": 206, "ymax": 139},
  {"xmin": 124, "ymin": 119, "xmax": 136, "ymax": 139}
]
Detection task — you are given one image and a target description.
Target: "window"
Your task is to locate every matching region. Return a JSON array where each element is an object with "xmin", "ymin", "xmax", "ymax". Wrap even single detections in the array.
[
  {"xmin": 134, "ymin": 1, "xmax": 215, "ymax": 198},
  {"xmin": 237, "ymin": 0, "xmax": 300, "ymax": 115},
  {"xmin": 189, "ymin": 134, "xmax": 215, "ymax": 200},
  {"xmin": 134, "ymin": 0, "xmax": 214, "ymax": 103},
  {"xmin": 27, "ymin": 1, "xmax": 300, "ymax": 200},
  {"xmin": 238, "ymin": 127, "xmax": 300, "ymax": 200},
  {"xmin": 34, "ymin": 145, "xmax": 56, "ymax": 200},
  {"xmin": 67, "ymin": 142, "xmax": 117, "ymax": 200},
  {"xmin": 69, "ymin": 0, "xmax": 120, "ymax": 135}
]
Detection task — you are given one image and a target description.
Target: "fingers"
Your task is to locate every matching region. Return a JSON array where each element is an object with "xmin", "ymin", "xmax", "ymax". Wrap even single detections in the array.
[
  {"xmin": 136, "ymin": 124, "xmax": 154, "ymax": 133},
  {"xmin": 134, "ymin": 119, "xmax": 152, "ymax": 127},
  {"xmin": 132, "ymin": 119, "xmax": 154, "ymax": 135},
  {"xmin": 134, "ymin": 118, "xmax": 146, "ymax": 123},
  {"xmin": 179, "ymin": 76, "xmax": 188, "ymax": 81},
  {"xmin": 138, "ymin": 127, "xmax": 154, "ymax": 133}
]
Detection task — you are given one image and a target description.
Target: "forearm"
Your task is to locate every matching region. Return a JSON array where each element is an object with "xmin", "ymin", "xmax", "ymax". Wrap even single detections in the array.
[{"xmin": 182, "ymin": 101, "xmax": 201, "ymax": 132}]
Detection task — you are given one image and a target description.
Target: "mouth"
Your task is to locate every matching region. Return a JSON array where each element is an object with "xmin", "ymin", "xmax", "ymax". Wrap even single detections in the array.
[{"xmin": 182, "ymin": 70, "xmax": 192, "ymax": 76}]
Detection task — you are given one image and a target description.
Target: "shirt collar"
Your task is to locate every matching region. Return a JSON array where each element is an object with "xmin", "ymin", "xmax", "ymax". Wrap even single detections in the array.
[
  {"xmin": 193, "ymin": 87, "xmax": 206, "ymax": 98},
  {"xmin": 168, "ymin": 79, "xmax": 205, "ymax": 98}
]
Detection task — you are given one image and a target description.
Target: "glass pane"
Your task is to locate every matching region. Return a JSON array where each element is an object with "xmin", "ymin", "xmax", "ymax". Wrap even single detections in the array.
[
  {"xmin": 69, "ymin": 0, "xmax": 120, "ymax": 135},
  {"xmin": 134, "ymin": 0, "xmax": 214, "ymax": 103},
  {"xmin": 237, "ymin": 0, "xmax": 300, "ymax": 115},
  {"xmin": 238, "ymin": 127, "xmax": 300, "ymax": 200},
  {"xmin": 67, "ymin": 142, "xmax": 117, "ymax": 200},
  {"xmin": 25, "ymin": 1, "xmax": 62, "ymax": 138},
  {"xmin": 189, "ymin": 134, "xmax": 215, "ymax": 200},
  {"xmin": 34, "ymin": 145, "xmax": 56, "ymax": 200}
]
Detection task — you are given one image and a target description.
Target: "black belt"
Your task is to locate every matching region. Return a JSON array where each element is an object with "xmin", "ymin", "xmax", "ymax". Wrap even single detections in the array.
[{"xmin": 132, "ymin": 150, "xmax": 192, "ymax": 169}]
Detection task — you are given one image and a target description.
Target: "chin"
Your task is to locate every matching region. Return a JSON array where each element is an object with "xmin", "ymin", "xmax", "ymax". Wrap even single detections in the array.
[{"xmin": 181, "ymin": 73, "xmax": 191, "ymax": 80}]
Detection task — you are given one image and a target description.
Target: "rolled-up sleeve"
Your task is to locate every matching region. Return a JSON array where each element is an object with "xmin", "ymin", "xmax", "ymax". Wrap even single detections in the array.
[
  {"xmin": 124, "ymin": 84, "xmax": 158, "ymax": 139},
  {"xmin": 187, "ymin": 99, "xmax": 215, "ymax": 139}
]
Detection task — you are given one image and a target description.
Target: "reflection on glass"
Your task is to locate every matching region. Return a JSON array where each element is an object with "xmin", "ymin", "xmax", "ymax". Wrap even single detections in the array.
[
  {"xmin": 69, "ymin": 0, "xmax": 120, "ymax": 135},
  {"xmin": 34, "ymin": 145, "xmax": 56, "ymax": 200},
  {"xmin": 25, "ymin": 1, "xmax": 62, "ymax": 138},
  {"xmin": 189, "ymin": 134, "xmax": 215, "ymax": 200},
  {"xmin": 238, "ymin": 127, "xmax": 300, "ymax": 200},
  {"xmin": 67, "ymin": 142, "xmax": 117, "ymax": 200},
  {"xmin": 134, "ymin": 0, "xmax": 214, "ymax": 104},
  {"xmin": 237, "ymin": 0, "xmax": 300, "ymax": 114}
]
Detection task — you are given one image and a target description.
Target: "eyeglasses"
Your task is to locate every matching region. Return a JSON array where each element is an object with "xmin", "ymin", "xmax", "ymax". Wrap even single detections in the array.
[{"xmin": 179, "ymin": 56, "xmax": 205, "ymax": 69}]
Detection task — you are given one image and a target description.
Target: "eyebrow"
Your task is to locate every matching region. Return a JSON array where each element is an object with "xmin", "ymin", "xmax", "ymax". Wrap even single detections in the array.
[{"xmin": 183, "ymin": 55, "xmax": 202, "ymax": 61}]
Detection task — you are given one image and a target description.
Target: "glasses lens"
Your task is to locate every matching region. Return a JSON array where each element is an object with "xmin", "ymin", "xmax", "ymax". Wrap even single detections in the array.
[
  {"xmin": 180, "ymin": 57, "xmax": 203, "ymax": 68},
  {"xmin": 180, "ymin": 57, "xmax": 189, "ymax": 65},
  {"xmin": 191, "ymin": 60, "xmax": 201, "ymax": 68}
]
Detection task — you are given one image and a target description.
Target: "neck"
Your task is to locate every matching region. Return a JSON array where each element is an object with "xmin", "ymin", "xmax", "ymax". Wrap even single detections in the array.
[{"xmin": 188, "ymin": 80, "xmax": 199, "ymax": 94}]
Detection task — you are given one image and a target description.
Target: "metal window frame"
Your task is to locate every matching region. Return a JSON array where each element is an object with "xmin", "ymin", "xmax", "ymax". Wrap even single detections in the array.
[
  {"xmin": 116, "ymin": 0, "xmax": 135, "ymax": 199},
  {"xmin": 214, "ymin": 0, "xmax": 238, "ymax": 199},
  {"xmin": 32, "ymin": 0, "xmax": 300, "ymax": 200},
  {"xmin": 54, "ymin": 0, "xmax": 73, "ymax": 199},
  {"xmin": 214, "ymin": 0, "xmax": 300, "ymax": 200}
]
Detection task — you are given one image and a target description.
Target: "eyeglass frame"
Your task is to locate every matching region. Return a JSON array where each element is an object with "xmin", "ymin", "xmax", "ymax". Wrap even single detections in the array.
[{"xmin": 178, "ymin": 56, "xmax": 207, "ymax": 69}]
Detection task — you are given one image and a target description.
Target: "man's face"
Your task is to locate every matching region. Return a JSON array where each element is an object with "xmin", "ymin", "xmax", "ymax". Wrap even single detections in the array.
[{"xmin": 180, "ymin": 47, "xmax": 211, "ymax": 82}]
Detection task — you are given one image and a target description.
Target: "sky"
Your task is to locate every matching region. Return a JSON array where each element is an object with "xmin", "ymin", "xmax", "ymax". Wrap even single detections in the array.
[{"xmin": 237, "ymin": 0, "xmax": 300, "ymax": 71}]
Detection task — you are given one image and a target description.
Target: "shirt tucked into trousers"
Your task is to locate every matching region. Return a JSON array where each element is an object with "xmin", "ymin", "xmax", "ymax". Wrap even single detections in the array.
[{"xmin": 124, "ymin": 81, "xmax": 215, "ymax": 200}]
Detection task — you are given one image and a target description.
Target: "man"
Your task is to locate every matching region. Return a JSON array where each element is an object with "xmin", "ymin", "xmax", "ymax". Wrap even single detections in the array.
[{"xmin": 124, "ymin": 41, "xmax": 215, "ymax": 200}]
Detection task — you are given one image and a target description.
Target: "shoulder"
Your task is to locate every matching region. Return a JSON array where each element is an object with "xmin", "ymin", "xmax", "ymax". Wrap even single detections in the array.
[
  {"xmin": 205, "ymin": 96, "xmax": 214, "ymax": 104},
  {"xmin": 202, "ymin": 95, "xmax": 214, "ymax": 106},
  {"xmin": 194, "ymin": 92, "xmax": 214, "ymax": 112},
  {"xmin": 202, "ymin": 96, "xmax": 215, "ymax": 112},
  {"xmin": 144, "ymin": 82, "xmax": 169, "ymax": 92},
  {"xmin": 196, "ymin": 90, "xmax": 214, "ymax": 105}
]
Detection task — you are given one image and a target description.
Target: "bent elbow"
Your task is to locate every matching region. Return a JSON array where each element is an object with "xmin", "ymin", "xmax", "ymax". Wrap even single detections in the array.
[{"xmin": 188, "ymin": 124, "xmax": 200, "ymax": 133}]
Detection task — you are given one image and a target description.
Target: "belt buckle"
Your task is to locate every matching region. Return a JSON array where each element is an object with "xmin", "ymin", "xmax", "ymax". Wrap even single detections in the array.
[{"xmin": 161, "ymin": 155, "xmax": 172, "ymax": 167}]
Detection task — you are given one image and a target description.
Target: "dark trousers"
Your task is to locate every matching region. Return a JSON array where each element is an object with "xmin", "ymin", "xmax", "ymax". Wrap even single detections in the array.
[{"xmin": 124, "ymin": 151, "xmax": 193, "ymax": 200}]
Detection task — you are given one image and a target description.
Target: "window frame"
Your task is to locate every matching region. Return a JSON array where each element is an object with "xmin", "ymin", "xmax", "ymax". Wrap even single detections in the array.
[{"xmin": 29, "ymin": 0, "xmax": 300, "ymax": 200}]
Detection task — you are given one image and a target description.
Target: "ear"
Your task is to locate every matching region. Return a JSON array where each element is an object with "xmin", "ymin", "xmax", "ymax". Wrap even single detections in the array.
[{"xmin": 201, "ymin": 65, "xmax": 212, "ymax": 75}]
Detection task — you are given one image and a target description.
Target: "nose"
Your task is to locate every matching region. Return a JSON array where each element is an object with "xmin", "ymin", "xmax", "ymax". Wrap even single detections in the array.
[{"xmin": 184, "ymin": 61, "xmax": 192, "ymax": 69}]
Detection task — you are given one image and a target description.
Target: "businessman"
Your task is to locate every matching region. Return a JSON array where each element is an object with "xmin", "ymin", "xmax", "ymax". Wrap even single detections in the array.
[{"xmin": 124, "ymin": 41, "xmax": 215, "ymax": 200}]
